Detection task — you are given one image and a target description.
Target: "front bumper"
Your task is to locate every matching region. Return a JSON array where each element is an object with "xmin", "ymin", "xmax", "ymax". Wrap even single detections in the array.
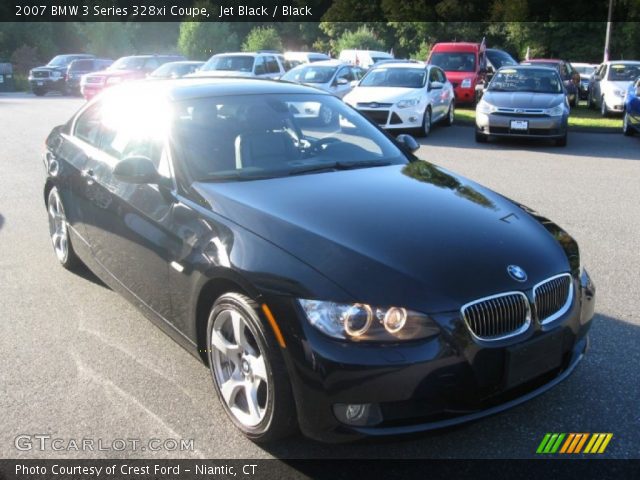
[
  {"xmin": 476, "ymin": 112, "xmax": 568, "ymax": 139},
  {"xmin": 267, "ymin": 270, "xmax": 595, "ymax": 442},
  {"xmin": 604, "ymin": 94, "xmax": 625, "ymax": 113},
  {"xmin": 28, "ymin": 77, "xmax": 64, "ymax": 91},
  {"xmin": 355, "ymin": 104, "xmax": 425, "ymax": 130},
  {"xmin": 454, "ymin": 86, "xmax": 476, "ymax": 104},
  {"xmin": 81, "ymin": 83, "xmax": 105, "ymax": 99}
]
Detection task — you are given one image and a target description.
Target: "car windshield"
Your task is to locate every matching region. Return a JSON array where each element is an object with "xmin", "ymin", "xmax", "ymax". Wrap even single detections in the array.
[
  {"xmin": 429, "ymin": 52, "xmax": 476, "ymax": 72},
  {"xmin": 486, "ymin": 50, "xmax": 517, "ymax": 69},
  {"xmin": 109, "ymin": 57, "xmax": 147, "ymax": 70},
  {"xmin": 69, "ymin": 60, "xmax": 94, "ymax": 71},
  {"xmin": 608, "ymin": 64, "xmax": 640, "ymax": 81},
  {"xmin": 488, "ymin": 68, "xmax": 563, "ymax": 94},
  {"xmin": 171, "ymin": 93, "xmax": 407, "ymax": 182},
  {"xmin": 47, "ymin": 55, "xmax": 77, "ymax": 67},
  {"xmin": 281, "ymin": 65, "xmax": 337, "ymax": 84},
  {"xmin": 359, "ymin": 67, "xmax": 426, "ymax": 88},
  {"xmin": 202, "ymin": 55, "xmax": 255, "ymax": 72},
  {"xmin": 574, "ymin": 65, "xmax": 596, "ymax": 75}
]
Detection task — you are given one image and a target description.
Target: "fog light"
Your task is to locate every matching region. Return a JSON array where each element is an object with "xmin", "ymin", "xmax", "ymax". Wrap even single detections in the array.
[
  {"xmin": 409, "ymin": 116, "xmax": 418, "ymax": 122},
  {"xmin": 333, "ymin": 403, "xmax": 383, "ymax": 426}
]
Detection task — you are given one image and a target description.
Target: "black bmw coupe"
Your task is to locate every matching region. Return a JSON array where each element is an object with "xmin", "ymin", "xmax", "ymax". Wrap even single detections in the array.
[{"xmin": 43, "ymin": 78, "xmax": 595, "ymax": 442}]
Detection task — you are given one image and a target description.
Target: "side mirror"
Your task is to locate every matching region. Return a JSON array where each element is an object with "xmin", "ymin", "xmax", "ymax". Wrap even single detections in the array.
[
  {"xmin": 113, "ymin": 156, "xmax": 160, "ymax": 184},
  {"xmin": 429, "ymin": 81, "xmax": 444, "ymax": 91},
  {"xmin": 396, "ymin": 134, "xmax": 419, "ymax": 153},
  {"xmin": 336, "ymin": 77, "xmax": 349, "ymax": 86}
]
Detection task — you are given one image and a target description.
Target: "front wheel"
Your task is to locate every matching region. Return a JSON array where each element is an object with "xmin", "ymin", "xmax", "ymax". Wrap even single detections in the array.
[
  {"xmin": 600, "ymin": 97, "xmax": 609, "ymax": 117},
  {"xmin": 47, "ymin": 187, "xmax": 80, "ymax": 270},
  {"xmin": 587, "ymin": 90, "xmax": 595, "ymax": 109},
  {"xmin": 207, "ymin": 293, "xmax": 297, "ymax": 442},
  {"xmin": 443, "ymin": 102, "xmax": 455, "ymax": 126},
  {"xmin": 623, "ymin": 111, "xmax": 635, "ymax": 136},
  {"xmin": 475, "ymin": 130, "xmax": 487, "ymax": 143},
  {"xmin": 416, "ymin": 108, "xmax": 432, "ymax": 137},
  {"xmin": 33, "ymin": 88, "xmax": 46, "ymax": 97}
]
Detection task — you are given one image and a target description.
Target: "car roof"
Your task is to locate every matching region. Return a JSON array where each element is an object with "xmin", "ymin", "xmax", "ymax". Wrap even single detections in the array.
[
  {"xmin": 431, "ymin": 42, "xmax": 479, "ymax": 52},
  {"xmin": 290, "ymin": 59, "xmax": 346, "ymax": 67},
  {"xmin": 106, "ymin": 77, "xmax": 330, "ymax": 102},
  {"xmin": 605, "ymin": 60, "xmax": 640, "ymax": 64},
  {"xmin": 371, "ymin": 61, "xmax": 426, "ymax": 69},
  {"xmin": 523, "ymin": 59, "xmax": 564, "ymax": 63}
]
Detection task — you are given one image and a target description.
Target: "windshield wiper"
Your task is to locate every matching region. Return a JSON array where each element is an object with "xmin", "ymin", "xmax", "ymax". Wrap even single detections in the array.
[
  {"xmin": 199, "ymin": 172, "xmax": 276, "ymax": 182},
  {"xmin": 288, "ymin": 160, "xmax": 392, "ymax": 176}
]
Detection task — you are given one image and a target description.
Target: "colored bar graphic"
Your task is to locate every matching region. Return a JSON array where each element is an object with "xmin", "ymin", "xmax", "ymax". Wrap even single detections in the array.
[{"xmin": 536, "ymin": 433, "xmax": 613, "ymax": 454}]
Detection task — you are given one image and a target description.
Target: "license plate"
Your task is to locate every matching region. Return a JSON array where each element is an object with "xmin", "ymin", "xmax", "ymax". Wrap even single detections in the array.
[
  {"xmin": 37, "ymin": 81, "xmax": 44, "ymax": 86},
  {"xmin": 505, "ymin": 331, "xmax": 563, "ymax": 388},
  {"xmin": 510, "ymin": 120, "xmax": 528, "ymax": 131}
]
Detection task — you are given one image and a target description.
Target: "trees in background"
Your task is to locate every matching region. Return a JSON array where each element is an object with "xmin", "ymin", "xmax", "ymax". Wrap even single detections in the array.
[
  {"xmin": 242, "ymin": 26, "xmax": 283, "ymax": 52},
  {"xmin": 178, "ymin": 22, "xmax": 239, "ymax": 59}
]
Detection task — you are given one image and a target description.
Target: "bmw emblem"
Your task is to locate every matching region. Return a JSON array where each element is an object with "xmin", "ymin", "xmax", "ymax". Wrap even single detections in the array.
[{"xmin": 507, "ymin": 265, "xmax": 527, "ymax": 282}]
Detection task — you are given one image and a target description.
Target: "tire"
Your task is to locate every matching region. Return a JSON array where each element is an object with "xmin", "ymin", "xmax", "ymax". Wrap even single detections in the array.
[
  {"xmin": 416, "ymin": 107, "xmax": 432, "ymax": 137},
  {"xmin": 571, "ymin": 91, "xmax": 579, "ymax": 108},
  {"xmin": 47, "ymin": 187, "xmax": 81, "ymax": 270},
  {"xmin": 206, "ymin": 293, "xmax": 297, "ymax": 442},
  {"xmin": 555, "ymin": 133, "xmax": 568, "ymax": 147},
  {"xmin": 475, "ymin": 130, "xmax": 487, "ymax": 143},
  {"xmin": 600, "ymin": 97, "xmax": 609, "ymax": 117},
  {"xmin": 623, "ymin": 111, "xmax": 635, "ymax": 136},
  {"xmin": 587, "ymin": 90, "xmax": 595, "ymax": 109},
  {"xmin": 443, "ymin": 102, "xmax": 455, "ymax": 126},
  {"xmin": 33, "ymin": 89, "xmax": 46, "ymax": 97}
]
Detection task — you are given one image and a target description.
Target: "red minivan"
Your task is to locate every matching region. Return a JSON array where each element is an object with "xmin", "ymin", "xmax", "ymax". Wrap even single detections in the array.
[{"xmin": 427, "ymin": 42, "xmax": 485, "ymax": 105}]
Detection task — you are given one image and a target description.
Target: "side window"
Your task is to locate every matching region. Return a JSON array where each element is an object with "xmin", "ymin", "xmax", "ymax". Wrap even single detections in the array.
[
  {"xmin": 254, "ymin": 56, "xmax": 266, "ymax": 75},
  {"xmin": 435, "ymin": 68, "xmax": 446, "ymax": 83},
  {"xmin": 337, "ymin": 67, "xmax": 354, "ymax": 82},
  {"xmin": 559, "ymin": 63, "xmax": 569, "ymax": 79},
  {"xmin": 145, "ymin": 58, "xmax": 160, "ymax": 71},
  {"xmin": 429, "ymin": 68, "xmax": 439, "ymax": 83},
  {"xmin": 74, "ymin": 103, "xmax": 103, "ymax": 146},
  {"xmin": 265, "ymin": 56, "xmax": 279, "ymax": 74},
  {"xmin": 597, "ymin": 64, "xmax": 606, "ymax": 79}
]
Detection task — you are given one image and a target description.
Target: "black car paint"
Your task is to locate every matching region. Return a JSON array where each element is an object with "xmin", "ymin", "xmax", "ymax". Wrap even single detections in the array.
[
  {"xmin": 44, "ymin": 79, "xmax": 594, "ymax": 442},
  {"xmin": 29, "ymin": 54, "xmax": 95, "ymax": 95}
]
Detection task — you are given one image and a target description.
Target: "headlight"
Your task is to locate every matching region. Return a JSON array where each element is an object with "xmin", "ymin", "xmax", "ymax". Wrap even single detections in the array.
[
  {"xmin": 50, "ymin": 71, "xmax": 61, "ymax": 79},
  {"xmin": 396, "ymin": 98, "xmax": 420, "ymax": 109},
  {"xmin": 461, "ymin": 78, "xmax": 473, "ymax": 88},
  {"xmin": 106, "ymin": 76, "xmax": 123, "ymax": 85},
  {"xmin": 545, "ymin": 104, "xmax": 565, "ymax": 116},
  {"xmin": 297, "ymin": 299, "xmax": 439, "ymax": 342},
  {"xmin": 476, "ymin": 99, "xmax": 497, "ymax": 114}
]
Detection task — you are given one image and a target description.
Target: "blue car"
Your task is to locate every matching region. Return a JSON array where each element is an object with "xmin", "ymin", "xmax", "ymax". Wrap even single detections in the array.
[{"xmin": 623, "ymin": 76, "xmax": 640, "ymax": 136}]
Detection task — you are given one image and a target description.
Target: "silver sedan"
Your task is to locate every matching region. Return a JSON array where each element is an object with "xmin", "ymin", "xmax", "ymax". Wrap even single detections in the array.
[{"xmin": 475, "ymin": 66, "xmax": 570, "ymax": 146}]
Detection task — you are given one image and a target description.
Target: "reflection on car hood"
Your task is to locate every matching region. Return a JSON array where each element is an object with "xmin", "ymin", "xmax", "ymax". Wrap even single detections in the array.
[
  {"xmin": 190, "ymin": 70, "xmax": 254, "ymax": 78},
  {"xmin": 193, "ymin": 163, "xmax": 570, "ymax": 312},
  {"xmin": 483, "ymin": 91, "xmax": 564, "ymax": 108},
  {"xmin": 604, "ymin": 80, "xmax": 634, "ymax": 91},
  {"xmin": 345, "ymin": 87, "xmax": 421, "ymax": 104}
]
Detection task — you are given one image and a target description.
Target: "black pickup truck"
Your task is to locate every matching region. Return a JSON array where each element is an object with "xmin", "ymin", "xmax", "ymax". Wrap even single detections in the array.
[{"xmin": 28, "ymin": 54, "xmax": 94, "ymax": 96}]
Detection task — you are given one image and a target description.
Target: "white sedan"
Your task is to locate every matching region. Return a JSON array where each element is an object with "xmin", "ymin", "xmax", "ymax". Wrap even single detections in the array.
[{"xmin": 344, "ymin": 62, "xmax": 455, "ymax": 137}]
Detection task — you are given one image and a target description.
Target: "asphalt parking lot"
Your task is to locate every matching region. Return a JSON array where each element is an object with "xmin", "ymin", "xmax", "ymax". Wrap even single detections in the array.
[{"xmin": 1, "ymin": 92, "xmax": 639, "ymax": 459}]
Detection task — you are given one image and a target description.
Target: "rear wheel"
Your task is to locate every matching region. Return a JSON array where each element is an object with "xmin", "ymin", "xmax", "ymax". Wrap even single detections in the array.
[
  {"xmin": 33, "ymin": 88, "xmax": 46, "ymax": 97},
  {"xmin": 47, "ymin": 187, "xmax": 80, "ymax": 270},
  {"xmin": 207, "ymin": 293, "xmax": 297, "ymax": 442},
  {"xmin": 623, "ymin": 111, "xmax": 635, "ymax": 136},
  {"xmin": 587, "ymin": 90, "xmax": 595, "ymax": 109}
]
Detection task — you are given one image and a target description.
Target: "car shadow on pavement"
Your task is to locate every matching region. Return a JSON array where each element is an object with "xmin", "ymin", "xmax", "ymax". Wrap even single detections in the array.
[
  {"xmin": 419, "ymin": 126, "xmax": 640, "ymax": 162},
  {"xmin": 255, "ymin": 312, "xmax": 639, "ymax": 459},
  {"xmin": 72, "ymin": 262, "xmax": 109, "ymax": 289}
]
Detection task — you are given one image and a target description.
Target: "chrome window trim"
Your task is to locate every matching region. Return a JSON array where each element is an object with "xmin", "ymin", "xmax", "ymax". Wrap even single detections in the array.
[
  {"xmin": 461, "ymin": 291, "xmax": 531, "ymax": 342},
  {"xmin": 533, "ymin": 273, "xmax": 574, "ymax": 325}
]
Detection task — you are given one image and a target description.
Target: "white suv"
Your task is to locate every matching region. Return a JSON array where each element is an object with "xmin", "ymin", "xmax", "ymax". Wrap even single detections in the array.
[
  {"xmin": 190, "ymin": 52, "xmax": 285, "ymax": 79},
  {"xmin": 344, "ymin": 61, "xmax": 455, "ymax": 137}
]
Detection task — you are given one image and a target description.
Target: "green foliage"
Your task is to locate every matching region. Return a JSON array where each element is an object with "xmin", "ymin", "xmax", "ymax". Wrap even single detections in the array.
[
  {"xmin": 178, "ymin": 22, "xmax": 239, "ymax": 60},
  {"xmin": 334, "ymin": 26, "xmax": 385, "ymax": 53},
  {"xmin": 75, "ymin": 23, "xmax": 139, "ymax": 58},
  {"xmin": 10, "ymin": 45, "xmax": 41, "ymax": 75},
  {"xmin": 242, "ymin": 26, "xmax": 283, "ymax": 52}
]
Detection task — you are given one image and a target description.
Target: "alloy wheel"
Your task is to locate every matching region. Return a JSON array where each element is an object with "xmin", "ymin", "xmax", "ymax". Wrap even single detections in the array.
[
  {"xmin": 423, "ymin": 109, "xmax": 432, "ymax": 136},
  {"xmin": 47, "ymin": 188, "xmax": 69, "ymax": 264},
  {"xmin": 210, "ymin": 308, "xmax": 270, "ymax": 428}
]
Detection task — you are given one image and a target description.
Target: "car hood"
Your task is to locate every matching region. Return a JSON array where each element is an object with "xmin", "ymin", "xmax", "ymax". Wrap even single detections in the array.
[
  {"xmin": 192, "ymin": 163, "xmax": 572, "ymax": 312},
  {"xmin": 603, "ymin": 80, "xmax": 633, "ymax": 91},
  {"xmin": 482, "ymin": 91, "xmax": 564, "ymax": 108},
  {"xmin": 345, "ymin": 87, "xmax": 421, "ymax": 105},
  {"xmin": 32, "ymin": 66, "xmax": 66, "ymax": 73},
  {"xmin": 86, "ymin": 69, "xmax": 143, "ymax": 79},
  {"xmin": 442, "ymin": 71, "xmax": 477, "ymax": 83}
]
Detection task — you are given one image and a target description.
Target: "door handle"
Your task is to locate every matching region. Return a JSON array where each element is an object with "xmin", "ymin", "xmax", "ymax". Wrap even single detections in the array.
[{"xmin": 82, "ymin": 168, "xmax": 96, "ymax": 185}]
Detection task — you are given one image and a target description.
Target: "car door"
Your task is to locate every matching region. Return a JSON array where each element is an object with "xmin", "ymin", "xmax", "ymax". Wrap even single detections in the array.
[
  {"xmin": 76, "ymin": 98, "xmax": 175, "ymax": 320},
  {"xmin": 592, "ymin": 64, "xmax": 606, "ymax": 103},
  {"xmin": 253, "ymin": 56, "xmax": 267, "ymax": 77},
  {"xmin": 264, "ymin": 56, "xmax": 282, "ymax": 79},
  {"xmin": 427, "ymin": 67, "xmax": 446, "ymax": 120}
]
